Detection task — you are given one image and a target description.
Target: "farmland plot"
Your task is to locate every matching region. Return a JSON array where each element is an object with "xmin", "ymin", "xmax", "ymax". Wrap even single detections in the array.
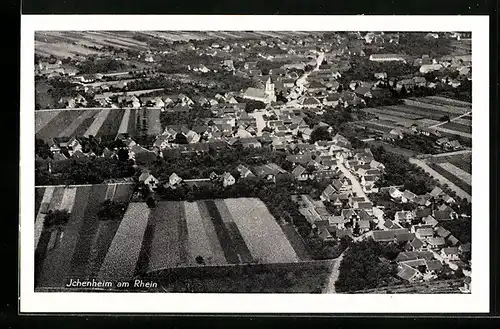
[
  {"xmin": 184, "ymin": 201, "xmax": 223, "ymax": 266},
  {"xmin": 147, "ymin": 108, "xmax": 162, "ymax": 135},
  {"xmin": 453, "ymin": 117, "xmax": 472, "ymax": 126},
  {"xmin": 437, "ymin": 162, "xmax": 472, "ymax": 186},
  {"xmin": 118, "ymin": 109, "xmax": 131, "ymax": 134},
  {"xmin": 362, "ymin": 108, "xmax": 422, "ymax": 120},
  {"xmin": 225, "ymin": 198, "xmax": 299, "ymax": 264},
  {"xmin": 428, "ymin": 163, "xmax": 472, "ymax": 195},
  {"xmin": 35, "ymin": 111, "xmax": 59, "ymax": 133},
  {"xmin": 383, "ymin": 105, "xmax": 450, "ymax": 120},
  {"xmin": 97, "ymin": 202, "xmax": 150, "ymax": 281},
  {"xmin": 449, "ymin": 157, "xmax": 472, "ymax": 174},
  {"xmin": 403, "ymin": 99, "xmax": 469, "ymax": 115},
  {"xmin": 37, "ymin": 186, "xmax": 90, "ymax": 287},
  {"xmin": 57, "ymin": 110, "xmax": 98, "ymax": 138},
  {"xmin": 96, "ymin": 109, "xmax": 125, "ymax": 138},
  {"xmin": 84, "ymin": 109, "xmax": 112, "ymax": 137},
  {"xmin": 440, "ymin": 121, "xmax": 472, "ymax": 134},
  {"xmin": 36, "ymin": 110, "xmax": 86, "ymax": 141},
  {"xmin": 424, "ymin": 96, "xmax": 472, "ymax": 109}
]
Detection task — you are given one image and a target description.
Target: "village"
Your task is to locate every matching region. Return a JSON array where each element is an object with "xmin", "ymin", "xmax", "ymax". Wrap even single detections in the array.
[{"xmin": 35, "ymin": 31, "xmax": 472, "ymax": 293}]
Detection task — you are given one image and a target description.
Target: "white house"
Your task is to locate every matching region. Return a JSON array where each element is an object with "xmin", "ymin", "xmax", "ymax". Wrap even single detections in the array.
[{"xmin": 222, "ymin": 172, "xmax": 236, "ymax": 187}]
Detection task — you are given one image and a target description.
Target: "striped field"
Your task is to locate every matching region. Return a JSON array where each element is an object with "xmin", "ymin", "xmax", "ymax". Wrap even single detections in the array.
[
  {"xmin": 35, "ymin": 107, "xmax": 162, "ymax": 141},
  {"xmin": 35, "ymin": 194, "xmax": 311, "ymax": 289},
  {"xmin": 34, "ymin": 183, "xmax": 135, "ymax": 288}
]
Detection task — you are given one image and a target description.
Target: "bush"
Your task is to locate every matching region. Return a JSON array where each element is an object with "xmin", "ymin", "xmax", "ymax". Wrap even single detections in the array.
[
  {"xmin": 97, "ymin": 200, "xmax": 128, "ymax": 221},
  {"xmin": 44, "ymin": 209, "xmax": 70, "ymax": 230}
]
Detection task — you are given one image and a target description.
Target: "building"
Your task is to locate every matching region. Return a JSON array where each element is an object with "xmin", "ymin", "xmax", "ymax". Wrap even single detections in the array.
[
  {"xmin": 369, "ymin": 54, "xmax": 406, "ymax": 62},
  {"xmin": 242, "ymin": 77, "xmax": 276, "ymax": 104}
]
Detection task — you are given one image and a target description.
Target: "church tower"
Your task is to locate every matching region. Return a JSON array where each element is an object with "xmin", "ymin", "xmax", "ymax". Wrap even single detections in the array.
[{"xmin": 265, "ymin": 76, "xmax": 276, "ymax": 103}]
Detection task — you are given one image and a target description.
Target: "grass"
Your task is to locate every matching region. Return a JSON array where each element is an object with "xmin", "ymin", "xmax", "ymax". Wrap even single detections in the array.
[
  {"xmin": 428, "ymin": 162, "xmax": 472, "ymax": 195},
  {"xmin": 36, "ymin": 110, "xmax": 86, "ymax": 141},
  {"xmin": 440, "ymin": 121, "xmax": 472, "ymax": 134},
  {"xmin": 96, "ymin": 109, "xmax": 125, "ymax": 138}
]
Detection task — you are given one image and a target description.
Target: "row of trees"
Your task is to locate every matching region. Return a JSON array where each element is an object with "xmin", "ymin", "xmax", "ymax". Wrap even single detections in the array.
[{"xmin": 35, "ymin": 157, "xmax": 136, "ymax": 185}]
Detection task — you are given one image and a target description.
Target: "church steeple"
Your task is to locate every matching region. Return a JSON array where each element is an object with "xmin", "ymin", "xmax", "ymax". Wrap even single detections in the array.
[{"xmin": 265, "ymin": 76, "xmax": 276, "ymax": 102}]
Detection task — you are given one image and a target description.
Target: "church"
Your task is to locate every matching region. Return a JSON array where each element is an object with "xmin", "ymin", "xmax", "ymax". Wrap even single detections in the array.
[{"xmin": 242, "ymin": 76, "xmax": 277, "ymax": 104}]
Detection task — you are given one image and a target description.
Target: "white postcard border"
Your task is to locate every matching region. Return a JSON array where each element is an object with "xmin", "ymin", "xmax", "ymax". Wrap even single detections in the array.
[{"xmin": 20, "ymin": 15, "xmax": 490, "ymax": 313}]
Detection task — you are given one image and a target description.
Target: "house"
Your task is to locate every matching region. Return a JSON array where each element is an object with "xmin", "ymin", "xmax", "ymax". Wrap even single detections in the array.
[
  {"xmin": 429, "ymin": 186, "xmax": 443, "ymax": 198},
  {"xmin": 423, "ymin": 215, "xmax": 439, "ymax": 227},
  {"xmin": 321, "ymin": 185, "xmax": 337, "ymax": 202},
  {"xmin": 427, "ymin": 237, "xmax": 446, "ymax": 248},
  {"xmin": 397, "ymin": 263, "xmax": 424, "ymax": 282},
  {"xmin": 292, "ymin": 165, "xmax": 309, "ymax": 181},
  {"xmin": 435, "ymin": 226, "xmax": 451, "ymax": 238},
  {"xmin": 168, "ymin": 172, "xmax": 183, "ymax": 188},
  {"xmin": 357, "ymin": 220, "xmax": 371, "ymax": 233},
  {"xmin": 354, "ymin": 201, "xmax": 373, "ymax": 213},
  {"xmin": 372, "ymin": 228, "xmax": 410, "ymax": 242},
  {"xmin": 415, "ymin": 227, "xmax": 434, "ymax": 240},
  {"xmin": 395, "ymin": 211, "xmax": 414, "ymax": 223},
  {"xmin": 441, "ymin": 247, "xmax": 460, "ymax": 261},
  {"xmin": 401, "ymin": 190, "xmax": 418, "ymax": 203},
  {"xmin": 369, "ymin": 54, "xmax": 406, "ymax": 62},
  {"xmin": 236, "ymin": 164, "xmax": 255, "ymax": 178},
  {"xmin": 447, "ymin": 234, "xmax": 460, "ymax": 246},
  {"xmin": 222, "ymin": 172, "xmax": 236, "ymax": 187},
  {"xmin": 389, "ymin": 187, "xmax": 404, "ymax": 200},
  {"xmin": 240, "ymin": 137, "xmax": 262, "ymax": 149},
  {"xmin": 434, "ymin": 209, "xmax": 455, "ymax": 221},
  {"xmin": 252, "ymin": 163, "xmax": 288, "ymax": 182},
  {"xmin": 153, "ymin": 135, "xmax": 170, "ymax": 150},
  {"xmin": 138, "ymin": 172, "xmax": 159, "ymax": 191},
  {"xmin": 441, "ymin": 194, "xmax": 456, "ymax": 204},
  {"xmin": 407, "ymin": 237, "xmax": 426, "ymax": 251},
  {"xmin": 414, "ymin": 208, "xmax": 432, "ymax": 219}
]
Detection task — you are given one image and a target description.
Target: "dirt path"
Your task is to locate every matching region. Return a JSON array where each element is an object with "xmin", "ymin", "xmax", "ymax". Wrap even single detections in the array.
[
  {"xmin": 409, "ymin": 158, "xmax": 471, "ymax": 201},
  {"xmin": 323, "ymin": 252, "xmax": 345, "ymax": 293}
]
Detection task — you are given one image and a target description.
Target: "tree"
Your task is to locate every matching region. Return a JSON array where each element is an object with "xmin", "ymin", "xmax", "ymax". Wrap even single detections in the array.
[
  {"xmin": 97, "ymin": 200, "xmax": 128, "ymax": 221},
  {"xmin": 174, "ymin": 133, "xmax": 188, "ymax": 145},
  {"xmin": 146, "ymin": 196, "xmax": 157, "ymax": 208},
  {"xmin": 44, "ymin": 209, "xmax": 70, "ymax": 230},
  {"xmin": 195, "ymin": 255, "xmax": 205, "ymax": 265},
  {"xmin": 310, "ymin": 127, "xmax": 331, "ymax": 143}
]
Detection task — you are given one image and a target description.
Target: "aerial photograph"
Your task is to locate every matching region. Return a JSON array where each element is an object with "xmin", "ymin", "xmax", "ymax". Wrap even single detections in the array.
[{"xmin": 34, "ymin": 31, "xmax": 472, "ymax": 294}]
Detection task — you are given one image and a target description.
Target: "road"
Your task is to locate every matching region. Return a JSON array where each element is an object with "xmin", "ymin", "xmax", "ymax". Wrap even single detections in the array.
[
  {"xmin": 409, "ymin": 158, "xmax": 471, "ymax": 201},
  {"xmin": 323, "ymin": 251, "xmax": 345, "ymax": 293},
  {"xmin": 249, "ymin": 110, "xmax": 266, "ymax": 136},
  {"xmin": 338, "ymin": 163, "xmax": 368, "ymax": 200}
]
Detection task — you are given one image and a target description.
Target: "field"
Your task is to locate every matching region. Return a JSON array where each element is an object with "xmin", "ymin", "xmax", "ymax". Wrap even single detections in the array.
[
  {"xmin": 426, "ymin": 152, "xmax": 472, "ymax": 195},
  {"xmin": 358, "ymin": 96, "xmax": 472, "ymax": 144},
  {"xmin": 34, "ymin": 183, "xmax": 135, "ymax": 288},
  {"xmin": 35, "ymin": 195, "xmax": 311, "ymax": 289},
  {"xmin": 35, "ymin": 108, "xmax": 161, "ymax": 141},
  {"xmin": 35, "ymin": 31, "xmax": 148, "ymax": 58}
]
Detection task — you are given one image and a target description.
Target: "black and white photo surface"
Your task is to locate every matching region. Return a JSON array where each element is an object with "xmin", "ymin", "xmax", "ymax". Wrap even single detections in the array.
[{"xmin": 20, "ymin": 15, "xmax": 490, "ymax": 313}]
